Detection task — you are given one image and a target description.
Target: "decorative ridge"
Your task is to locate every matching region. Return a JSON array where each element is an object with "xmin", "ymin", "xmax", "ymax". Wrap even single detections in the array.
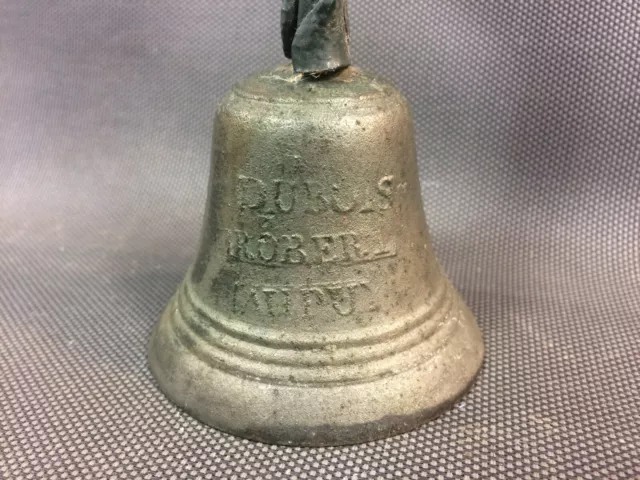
[
  {"xmin": 182, "ymin": 273, "xmax": 448, "ymax": 349},
  {"xmin": 163, "ymin": 279, "xmax": 462, "ymax": 385}
]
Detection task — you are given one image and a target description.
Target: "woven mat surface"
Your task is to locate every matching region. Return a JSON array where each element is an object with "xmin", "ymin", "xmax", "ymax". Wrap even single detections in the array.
[{"xmin": 1, "ymin": 1, "xmax": 639, "ymax": 478}]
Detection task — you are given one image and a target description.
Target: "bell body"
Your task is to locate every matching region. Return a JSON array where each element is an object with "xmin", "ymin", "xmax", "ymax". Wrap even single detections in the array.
[{"xmin": 149, "ymin": 64, "xmax": 484, "ymax": 446}]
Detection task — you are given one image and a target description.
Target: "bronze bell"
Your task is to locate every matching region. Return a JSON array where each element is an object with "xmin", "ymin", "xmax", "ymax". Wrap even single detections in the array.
[{"xmin": 149, "ymin": 0, "xmax": 483, "ymax": 447}]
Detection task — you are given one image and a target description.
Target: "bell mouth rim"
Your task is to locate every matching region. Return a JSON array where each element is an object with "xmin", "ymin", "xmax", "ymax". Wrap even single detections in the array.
[{"xmin": 154, "ymin": 366, "xmax": 483, "ymax": 448}]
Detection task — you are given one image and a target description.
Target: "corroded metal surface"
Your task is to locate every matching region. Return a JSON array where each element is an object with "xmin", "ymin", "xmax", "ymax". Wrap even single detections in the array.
[
  {"xmin": 148, "ymin": 64, "xmax": 484, "ymax": 446},
  {"xmin": 281, "ymin": 0, "xmax": 351, "ymax": 74}
]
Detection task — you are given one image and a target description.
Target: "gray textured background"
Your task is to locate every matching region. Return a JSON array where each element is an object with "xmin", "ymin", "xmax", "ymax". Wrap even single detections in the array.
[{"xmin": 1, "ymin": 1, "xmax": 639, "ymax": 479}]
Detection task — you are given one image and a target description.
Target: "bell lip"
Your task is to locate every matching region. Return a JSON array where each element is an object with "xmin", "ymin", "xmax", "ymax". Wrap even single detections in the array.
[
  {"xmin": 147, "ymin": 288, "xmax": 484, "ymax": 447},
  {"xmin": 150, "ymin": 351, "xmax": 484, "ymax": 448}
]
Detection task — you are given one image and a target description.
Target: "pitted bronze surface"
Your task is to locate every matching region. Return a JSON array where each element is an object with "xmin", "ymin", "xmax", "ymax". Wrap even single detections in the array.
[
  {"xmin": 148, "ymin": 65, "xmax": 484, "ymax": 446},
  {"xmin": 3, "ymin": 0, "xmax": 640, "ymax": 476}
]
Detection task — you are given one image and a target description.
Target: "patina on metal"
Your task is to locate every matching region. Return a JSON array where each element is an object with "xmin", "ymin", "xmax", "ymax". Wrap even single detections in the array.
[
  {"xmin": 282, "ymin": 0, "xmax": 351, "ymax": 74},
  {"xmin": 148, "ymin": 2, "xmax": 483, "ymax": 447}
]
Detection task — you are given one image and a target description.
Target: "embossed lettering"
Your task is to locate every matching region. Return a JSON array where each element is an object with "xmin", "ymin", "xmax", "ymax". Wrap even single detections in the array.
[
  {"xmin": 257, "ymin": 233, "xmax": 278, "ymax": 262},
  {"xmin": 326, "ymin": 284, "xmax": 357, "ymax": 316},
  {"xmin": 237, "ymin": 174, "xmax": 397, "ymax": 216},
  {"xmin": 275, "ymin": 180, "xmax": 296, "ymax": 213},
  {"xmin": 377, "ymin": 175, "xmax": 395, "ymax": 211},
  {"xmin": 237, "ymin": 175, "xmax": 267, "ymax": 211},
  {"xmin": 311, "ymin": 235, "xmax": 338, "ymax": 263},
  {"xmin": 232, "ymin": 280, "xmax": 371, "ymax": 317},
  {"xmin": 227, "ymin": 230, "xmax": 260, "ymax": 261},
  {"xmin": 300, "ymin": 287, "xmax": 326, "ymax": 315},
  {"xmin": 263, "ymin": 287, "xmax": 291, "ymax": 316},
  {"xmin": 330, "ymin": 184, "xmax": 355, "ymax": 213},
  {"xmin": 341, "ymin": 233, "xmax": 364, "ymax": 262},
  {"xmin": 227, "ymin": 230, "xmax": 396, "ymax": 266},
  {"xmin": 278, "ymin": 234, "xmax": 307, "ymax": 264}
]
